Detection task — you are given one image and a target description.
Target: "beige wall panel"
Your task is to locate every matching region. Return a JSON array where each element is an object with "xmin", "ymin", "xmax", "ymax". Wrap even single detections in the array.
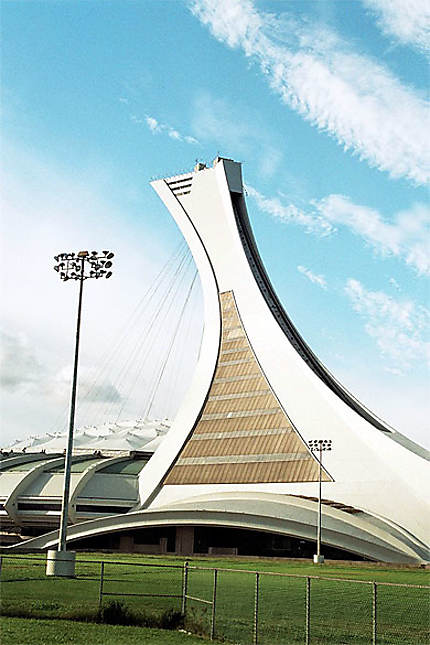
[
  {"xmin": 220, "ymin": 338, "xmax": 249, "ymax": 351},
  {"xmin": 180, "ymin": 432, "xmax": 303, "ymax": 458},
  {"xmin": 216, "ymin": 362, "xmax": 260, "ymax": 379},
  {"xmin": 222, "ymin": 328, "xmax": 246, "ymax": 341},
  {"xmin": 210, "ymin": 376, "xmax": 267, "ymax": 396},
  {"xmin": 194, "ymin": 411, "xmax": 291, "ymax": 435},
  {"xmin": 204, "ymin": 393, "xmax": 277, "ymax": 415},
  {"xmin": 222, "ymin": 322, "xmax": 243, "ymax": 332},
  {"xmin": 164, "ymin": 290, "xmax": 324, "ymax": 486},
  {"xmin": 211, "ymin": 376, "xmax": 267, "ymax": 396},
  {"xmin": 165, "ymin": 458, "xmax": 322, "ymax": 485},
  {"xmin": 219, "ymin": 349, "xmax": 252, "ymax": 362}
]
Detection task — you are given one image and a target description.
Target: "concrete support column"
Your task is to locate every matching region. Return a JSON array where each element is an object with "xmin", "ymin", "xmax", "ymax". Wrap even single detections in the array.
[
  {"xmin": 175, "ymin": 526, "xmax": 194, "ymax": 555},
  {"xmin": 119, "ymin": 535, "xmax": 134, "ymax": 553}
]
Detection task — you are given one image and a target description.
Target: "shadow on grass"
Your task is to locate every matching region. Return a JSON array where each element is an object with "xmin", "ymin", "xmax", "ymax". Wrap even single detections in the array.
[{"xmin": 2, "ymin": 600, "xmax": 185, "ymax": 632}]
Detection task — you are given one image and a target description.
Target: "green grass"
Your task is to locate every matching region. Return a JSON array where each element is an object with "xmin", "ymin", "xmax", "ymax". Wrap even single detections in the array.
[
  {"xmin": 0, "ymin": 616, "xmax": 207, "ymax": 645},
  {"xmin": 1, "ymin": 552, "xmax": 428, "ymax": 645}
]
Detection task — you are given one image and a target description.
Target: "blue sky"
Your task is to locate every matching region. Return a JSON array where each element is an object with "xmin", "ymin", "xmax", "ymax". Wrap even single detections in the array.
[{"xmin": 1, "ymin": 0, "xmax": 429, "ymax": 447}]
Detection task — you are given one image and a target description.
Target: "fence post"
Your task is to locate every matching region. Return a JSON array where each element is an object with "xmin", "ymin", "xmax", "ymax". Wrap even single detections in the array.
[
  {"xmin": 372, "ymin": 582, "xmax": 377, "ymax": 645},
  {"xmin": 254, "ymin": 571, "xmax": 260, "ymax": 645},
  {"xmin": 182, "ymin": 560, "xmax": 189, "ymax": 616},
  {"xmin": 210, "ymin": 568, "xmax": 218, "ymax": 640},
  {"xmin": 305, "ymin": 577, "xmax": 311, "ymax": 645},
  {"xmin": 98, "ymin": 561, "xmax": 105, "ymax": 612}
]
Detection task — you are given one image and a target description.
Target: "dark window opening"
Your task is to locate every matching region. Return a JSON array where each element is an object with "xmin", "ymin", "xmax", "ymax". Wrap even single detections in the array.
[
  {"xmin": 18, "ymin": 503, "xmax": 61, "ymax": 512},
  {"xmin": 76, "ymin": 505, "xmax": 132, "ymax": 514}
]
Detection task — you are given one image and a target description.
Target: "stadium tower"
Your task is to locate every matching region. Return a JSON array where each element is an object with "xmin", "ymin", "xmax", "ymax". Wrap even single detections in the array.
[
  {"xmin": 141, "ymin": 157, "xmax": 429, "ymax": 562},
  {"xmin": 16, "ymin": 158, "xmax": 429, "ymax": 562}
]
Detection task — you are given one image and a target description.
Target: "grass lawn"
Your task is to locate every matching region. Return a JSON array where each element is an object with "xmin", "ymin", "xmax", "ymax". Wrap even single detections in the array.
[
  {"xmin": 0, "ymin": 616, "xmax": 207, "ymax": 645},
  {"xmin": 1, "ymin": 552, "xmax": 428, "ymax": 645}
]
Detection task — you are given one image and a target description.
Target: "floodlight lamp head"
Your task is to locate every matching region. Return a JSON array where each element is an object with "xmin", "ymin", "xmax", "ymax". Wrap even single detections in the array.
[{"xmin": 77, "ymin": 251, "xmax": 89, "ymax": 258}]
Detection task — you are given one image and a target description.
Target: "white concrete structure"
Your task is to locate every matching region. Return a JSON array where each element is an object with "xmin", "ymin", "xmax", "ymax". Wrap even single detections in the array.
[
  {"xmin": 11, "ymin": 158, "xmax": 430, "ymax": 562},
  {"xmin": 0, "ymin": 419, "xmax": 169, "ymax": 537}
]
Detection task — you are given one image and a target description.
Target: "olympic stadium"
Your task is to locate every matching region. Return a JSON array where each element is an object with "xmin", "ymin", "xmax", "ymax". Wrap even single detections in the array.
[{"xmin": 1, "ymin": 158, "xmax": 429, "ymax": 564}]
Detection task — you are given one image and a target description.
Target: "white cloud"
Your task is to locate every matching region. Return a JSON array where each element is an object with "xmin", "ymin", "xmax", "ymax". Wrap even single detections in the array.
[
  {"xmin": 145, "ymin": 115, "xmax": 160, "ymax": 132},
  {"xmin": 190, "ymin": 0, "xmax": 430, "ymax": 184},
  {"xmin": 297, "ymin": 265, "xmax": 327, "ymax": 289},
  {"xmin": 246, "ymin": 185, "xmax": 335, "ymax": 236},
  {"xmin": 140, "ymin": 114, "xmax": 199, "ymax": 145},
  {"xmin": 0, "ymin": 331, "xmax": 44, "ymax": 390},
  {"xmin": 384, "ymin": 366, "xmax": 403, "ymax": 375},
  {"xmin": 389, "ymin": 277, "xmax": 401, "ymax": 290},
  {"xmin": 248, "ymin": 186, "xmax": 430, "ymax": 275},
  {"xmin": 315, "ymin": 196, "xmax": 430, "ymax": 275},
  {"xmin": 47, "ymin": 365, "xmax": 122, "ymax": 404},
  {"xmin": 362, "ymin": 0, "xmax": 430, "ymax": 55},
  {"xmin": 345, "ymin": 278, "xmax": 430, "ymax": 369}
]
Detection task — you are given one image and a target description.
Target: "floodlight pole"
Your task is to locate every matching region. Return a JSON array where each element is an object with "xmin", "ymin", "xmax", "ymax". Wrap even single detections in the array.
[
  {"xmin": 317, "ymin": 442, "xmax": 322, "ymax": 560},
  {"xmin": 308, "ymin": 438, "xmax": 332, "ymax": 564},
  {"xmin": 58, "ymin": 255, "xmax": 85, "ymax": 553},
  {"xmin": 47, "ymin": 250, "xmax": 114, "ymax": 577}
]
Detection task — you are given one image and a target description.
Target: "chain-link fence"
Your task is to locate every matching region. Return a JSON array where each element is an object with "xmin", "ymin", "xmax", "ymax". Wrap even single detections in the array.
[{"xmin": 1, "ymin": 555, "xmax": 428, "ymax": 644}]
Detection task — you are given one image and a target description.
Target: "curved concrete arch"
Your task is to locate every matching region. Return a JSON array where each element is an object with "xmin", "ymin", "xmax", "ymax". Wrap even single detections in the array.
[
  {"xmin": 4, "ymin": 457, "xmax": 65, "ymax": 524},
  {"xmin": 68, "ymin": 456, "xmax": 128, "ymax": 522},
  {"xmin": 10, "ymin": 492, "xmax": 427, "ymax": 563},
  {"xmin": 0, "ymin": 453, "xmax": 62, "ymax": 471}
]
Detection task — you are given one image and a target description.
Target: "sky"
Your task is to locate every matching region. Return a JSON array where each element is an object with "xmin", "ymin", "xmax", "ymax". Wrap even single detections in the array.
[{"xmin": 1, "ymin": 0, "xmax": 429, "ymax": 449}]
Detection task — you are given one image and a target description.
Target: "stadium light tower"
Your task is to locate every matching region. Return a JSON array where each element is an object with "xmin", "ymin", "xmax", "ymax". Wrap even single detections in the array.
[
  {"xmin": 46, "ymin": 250, "xmax": 114, "ymax": 577},
  {"xmin": 308, "ymin": 439, "xmax": 332, "ymax": 564}
]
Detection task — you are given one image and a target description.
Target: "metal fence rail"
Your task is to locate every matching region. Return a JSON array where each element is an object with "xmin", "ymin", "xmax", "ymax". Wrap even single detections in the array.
[{"xmin": 1, "ymin": 555, "xmax": 429, "ymax": 644}]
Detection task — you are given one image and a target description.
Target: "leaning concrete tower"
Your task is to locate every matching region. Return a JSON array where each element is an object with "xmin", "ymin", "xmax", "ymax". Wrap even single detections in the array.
[
  {"xmin": 18, "ymin": 158, "xmax": 429, "ymax": 562},
  {"xmin": 136, "ymin": 157, "xmax": 428, "ymax": 562}
]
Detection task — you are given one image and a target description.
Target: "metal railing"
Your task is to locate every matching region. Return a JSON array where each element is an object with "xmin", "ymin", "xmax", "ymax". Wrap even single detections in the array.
[{"xmin": 1, "ymin": 555, "xmax": 428, "ymax": 644}]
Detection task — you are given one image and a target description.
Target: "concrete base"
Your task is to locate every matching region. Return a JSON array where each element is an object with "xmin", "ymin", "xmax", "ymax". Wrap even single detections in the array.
[
  {"xmin": 46, "ymin": 549, "xmax": 76, "ymax": 577},
  {"xmin": 313, "ymin": 554, "xmax": 325, "ymax": 564}
]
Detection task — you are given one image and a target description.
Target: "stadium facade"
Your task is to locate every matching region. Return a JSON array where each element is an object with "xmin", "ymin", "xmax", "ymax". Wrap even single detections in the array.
[{"xmin": 4, "ymin": 158, "xmax": 429, "ymax": 562}]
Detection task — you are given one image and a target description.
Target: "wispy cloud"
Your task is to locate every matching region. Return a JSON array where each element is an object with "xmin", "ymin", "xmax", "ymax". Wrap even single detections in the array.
[
  {"xmin": 315, "ymin": 196, "xmax": 430, "ymax": 275},
  {"xmin": 297, "ymin": 265, "xmax": 327, "ymax": 289},
  {"xmin": 190, "ymin": 0, "xmax": 430, "ymax": 184},
  {"xmin": 362, "ymin": 0, "xmax": 430, "ymax": 55},
  {"xmin": 132, "ymin": 114, "xmax": 199, "ymax": 145},
  {"xmin": 0, "ymin": 331, "xmax": 43, "ymax": 390},
  {"xmin": 384, "ymin": 366, "xmax": 403, "ymax": 375},
  {"xmin": 248, "ymin": 186, "xmax": 430, "ymax": 275},
  {"xmin": 246, "ymin": 185, "xmax": 334, "ymax": 236},
  {"xmin": 48, "ymin": 365, "xmax": 122, "ymax": 403},
  {"xmin": 345, "ymin": 278, "xmax": 430, "ymax": 369}
]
